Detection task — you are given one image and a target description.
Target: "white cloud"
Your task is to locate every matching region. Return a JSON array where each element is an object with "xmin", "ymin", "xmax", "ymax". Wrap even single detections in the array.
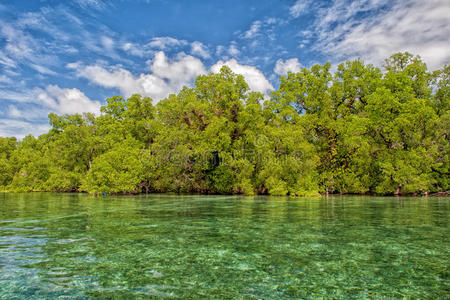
[
  {"xmin": 0, "ymin": 119, "xmax": 50, "ymax": 139},
  {"xmin": 239, "ymin": 18, "xmax": 283, "ymax": 42},
  {"xmin": 0, "ymin": 89, "xmax": 36, "ymax": 103},
  {"xmin": 73, "ymin": 65, "xmax": 142, "ymax": 95},
  {"xmin": 190, "ymin": 41, "xmax": 211, "ymax": 59},
  {"xmin": 242, "ymin": 21, "xmax": 261, "ymax": 39},
  {"xmin": 228, "ymin": 44, "xmax": 240, "ymax": 57},
  {"xmin": 211, "ymin": 59, "xmax": 273, "ymax": 95},
  {"xmin": 1, "ymin": 6, "xmax": 129, "ymax": 67},
  {"xmin": 17, "ymin": 10, "xmax": 72, "ymax": 42},
  {"xmin": 75, "ymin": 0, "xmax": 106, "ymax": 10},
  {"xmin": 274, "ymin": 58, "xmax": 302, "ymax": 75},
  {"xmin": 216, "ymin": 45, "xmax": 225, "ymax": 57},
  {"xmin": 148, "ymin": 37, "xmax": 188, "ymax": 49},
  {"xmin": 0, "ymin": 75, "xmax": 12, "ymax": 84},
  {"xmin": 36, "ymin": 85, "xmax": 101, "ymax": 115},
  {"xmin": 29, "ymin": 63, "xmax": 57, "ymax": 75},
  {"xmin": 290, "ymin": 0, "xmax": 312, "ymax": 18},
  {"xmin": 314, "ymin": 0, "xmax": 450, "ymax": 70},
  {"xmin": 266, "ymin": 18, "xmax": 277, "ymax": 25},
  {"xmin": 1, "ymin": 23, "xmax": 35, "ymax": 66},
  {"xmin": 122, "ymin": 42, "xmax": 151, "ymax": 57},
  {"xmin": 70, "ymin": 51, "xmax": 207, "ymax": 101},
  {"xmin": 0, "ymin": 13, "xmax": 68, "ymax": 72},
  {"xmin": 8, "ymin": 105, "xmax": 22, "ymax": 118},
  {"xmin": 150, "ymin": 52, "xmax": 206, "ymax": 87},
  {"xmin": 0, "ymin": 85, "xmax": 99, "ymax": 138},
  {"xmin": 97, "ymin": 35, "xmax": 122, "ymax": 60},
  {"xmin": 69, "ymin": 52, "xmax": 273, "ymax": 100},
  {"xmin": 0, "ymin": 51, "xmax": 16, "ymax": 68},
  {"xmin": 4, "ymin": 105, "xmax": 49, "ymax": 121},
  {"xmin": 101, "ymin": 36, "xmax": 114, "ymax": 51},
  {"xmin": 123, "ymin": 38, "xmax": 206, "ymax": 59}
]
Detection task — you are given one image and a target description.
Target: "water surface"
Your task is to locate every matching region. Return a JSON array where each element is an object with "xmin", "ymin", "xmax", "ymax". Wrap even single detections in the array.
[{"xmin": 0, "ymin": 193, "xmax": 448, "ymax": 299}]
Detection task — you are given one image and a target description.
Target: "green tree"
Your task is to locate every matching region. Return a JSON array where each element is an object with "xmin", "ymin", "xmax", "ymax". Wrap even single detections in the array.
[
  {"xmin": 0, "ymin": 137, "xmax": 17, "ymax": 187},
  {"xmin": 2, "ymin": 53, "xmax": 447, "ymax": 196}
]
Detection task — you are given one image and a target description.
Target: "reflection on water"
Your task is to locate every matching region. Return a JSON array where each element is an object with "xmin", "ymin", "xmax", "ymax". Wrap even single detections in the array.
[{"xmin": 0, "ymin": 193, "xmax": 449, "ymax": 298}]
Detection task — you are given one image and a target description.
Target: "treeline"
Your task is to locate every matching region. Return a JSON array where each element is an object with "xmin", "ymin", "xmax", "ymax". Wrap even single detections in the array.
[{"xmin": 0, "ymin": 53, "xmax": 448, "ymax": 195}]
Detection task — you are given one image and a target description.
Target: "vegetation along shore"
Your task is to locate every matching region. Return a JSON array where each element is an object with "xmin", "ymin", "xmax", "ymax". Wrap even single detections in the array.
[{"xmin": 0, "ymin": 53, "xmax": 448, "ymax": 196}]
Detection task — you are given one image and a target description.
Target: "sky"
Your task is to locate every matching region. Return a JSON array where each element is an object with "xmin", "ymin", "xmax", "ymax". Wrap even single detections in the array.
[{"xmin": 0, "ymin": 0, "xmax": 449, "ymax": 138}]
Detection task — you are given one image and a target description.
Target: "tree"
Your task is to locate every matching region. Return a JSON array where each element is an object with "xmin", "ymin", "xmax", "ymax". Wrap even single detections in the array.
[
  {"xmin": 2, "ymin": 53, "xmax": 447, "ymax": 195},
  {"xmin": 82, "ymin": 140, "xmax": 145, "ymax": 194},
  {"xmin": 0, "ymin": 137, "xmax": 17, "ymax": 187}
]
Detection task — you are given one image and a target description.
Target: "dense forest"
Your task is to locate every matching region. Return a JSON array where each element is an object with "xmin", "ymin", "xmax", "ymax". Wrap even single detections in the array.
[{"xmin": 0, "ymin": 53, "xmax": 448, "ymax": 196}]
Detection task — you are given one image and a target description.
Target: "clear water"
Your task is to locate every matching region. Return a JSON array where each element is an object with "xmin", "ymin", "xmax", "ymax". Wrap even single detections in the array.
[{"xmin": 0, "ymin": 193, "xmax": 448, "ymax": 299}]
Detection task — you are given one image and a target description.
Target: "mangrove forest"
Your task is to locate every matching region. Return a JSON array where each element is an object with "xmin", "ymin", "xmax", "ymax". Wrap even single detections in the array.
[{"xmin": 1, "ymin": 53, "xmax": 448, "ymax": 196}]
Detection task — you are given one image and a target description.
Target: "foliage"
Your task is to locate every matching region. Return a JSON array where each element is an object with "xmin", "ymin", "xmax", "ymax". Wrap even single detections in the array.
[{"xmin": 1, "ymin": 54, "xmax": 448, "ymax": 195}]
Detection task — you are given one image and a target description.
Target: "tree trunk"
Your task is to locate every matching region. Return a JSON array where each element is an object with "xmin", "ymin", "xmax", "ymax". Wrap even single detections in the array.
[{"xmin": 87, "ymin": 148, "xmax": 94, "ymax": 171}]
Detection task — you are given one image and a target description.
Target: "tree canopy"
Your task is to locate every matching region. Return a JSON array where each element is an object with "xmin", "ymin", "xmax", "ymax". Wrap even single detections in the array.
[{"xmin": 1, "ymin": 53, "xmax": 448, "ymax": 195}]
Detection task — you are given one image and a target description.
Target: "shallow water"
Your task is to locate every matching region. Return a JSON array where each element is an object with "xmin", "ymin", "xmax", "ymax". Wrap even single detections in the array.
[{"xmin": 0, "ymin": 193, "xmax": 448, "ymax": 299}]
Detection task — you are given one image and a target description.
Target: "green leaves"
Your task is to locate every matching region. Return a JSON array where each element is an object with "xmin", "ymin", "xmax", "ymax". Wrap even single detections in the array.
[
  {"xmin": 1, "ymin": 53, "xmax": 447, "ymax": 195},
  {"xmin": 82, "ymin": 141, "xmax": 145, "ymax": 194},
  {"xmin": 0, "ymin": 137, "xmax": 17, "ymax": 187}
]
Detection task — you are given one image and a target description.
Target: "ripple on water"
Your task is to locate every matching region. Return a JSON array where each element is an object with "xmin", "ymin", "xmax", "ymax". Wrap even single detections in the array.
[{"xmin": 0, "ymin": 194, "xmax": 448, "ymax": 299}]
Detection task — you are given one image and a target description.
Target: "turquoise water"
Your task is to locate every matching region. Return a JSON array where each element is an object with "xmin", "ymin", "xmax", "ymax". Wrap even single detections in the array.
[{"xmin": 0, "ymin": 193, "xmax": 448, "ymax": 299}]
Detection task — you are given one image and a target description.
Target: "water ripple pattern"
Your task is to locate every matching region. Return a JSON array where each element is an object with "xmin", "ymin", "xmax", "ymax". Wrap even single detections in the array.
[{"xmin": 0, "ymin": 193, "xmax": 448, "ymax": 299}]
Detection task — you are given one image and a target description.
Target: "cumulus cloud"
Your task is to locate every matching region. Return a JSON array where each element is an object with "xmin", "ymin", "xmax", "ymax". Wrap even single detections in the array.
[
  {"xmin": 69, "ymin": 51, "xmax": 272, "ymax": 99},
  {"xmin": 315, "ymin": 0, "xmax": 450, "ymax": 70},
  {"xmin": 211, "ymin": 59, "xmax": 273, "ymax": 95},
  {"xmin": 70, "ymin": 51, "xmax": 207, "ymax": 101},
  {"xmin": 274, "ymin": 58, "xmax": 302, "ymax": 75},
  {"xmin": 0, "ymin": 85, "xmax": 99, "ymax": 137},
  {"xmin": 73, "ymin": 65, "xmax": 143, "ymax": 95},
  {"xmin": 36, "ymin": 85, "xmax": 101, "ymax": 115},
  {"xmin": 150, "ymin": 52, "xmax": 206, "ymax": 87},
  {"xmin": 190, "ymin": 41, "xmax": 210, "ymax": 59}
]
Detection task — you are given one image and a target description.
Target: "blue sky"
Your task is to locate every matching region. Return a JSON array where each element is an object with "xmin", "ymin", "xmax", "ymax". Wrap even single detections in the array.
[{"xmin": 0, "ymin": 0, "xmax": 449, "ymax": 138}]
